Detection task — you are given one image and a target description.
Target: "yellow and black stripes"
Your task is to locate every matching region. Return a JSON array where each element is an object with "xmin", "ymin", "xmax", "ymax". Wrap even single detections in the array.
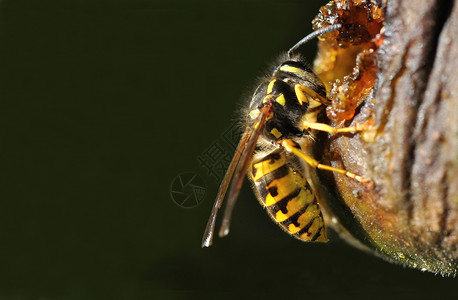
[
  {"xmin": 244, "ymin": 58, "xmax": 334, "ymax": 243},
  {"xmin": 250, "ymin": 149, "xmax": 328, "ymax": 242},
  {"xmin": 274, "ymin": 60, "xmax": 327, "ymax": 103}
]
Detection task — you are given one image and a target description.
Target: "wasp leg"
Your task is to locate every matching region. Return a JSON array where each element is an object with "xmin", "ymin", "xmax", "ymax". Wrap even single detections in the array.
[
  {"xmin": 303, "ymin": 120, "xmax": 367, "ymax": 134},
  {"xmin": 281, "ymin": 139, "xmax": 371, "ymax": 185},
  {"xmin": 295, "ymin": 84, "xmax": 330, "ymax": 106}
]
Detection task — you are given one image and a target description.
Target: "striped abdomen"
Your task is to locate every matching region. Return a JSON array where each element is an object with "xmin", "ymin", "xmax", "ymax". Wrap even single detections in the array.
[{"xmin": 249, "ymin": 149, "xmax": 328, "ymax": 242}]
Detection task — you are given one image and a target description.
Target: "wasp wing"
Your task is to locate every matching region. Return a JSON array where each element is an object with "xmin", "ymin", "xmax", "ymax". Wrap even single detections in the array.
[{"xmin": 201, "ymin": 104, "xmax": 272, "ymax": 247}]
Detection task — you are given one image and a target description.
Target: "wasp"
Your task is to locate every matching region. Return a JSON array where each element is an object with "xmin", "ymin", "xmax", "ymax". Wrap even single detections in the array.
[{"xmin": 202, "ymin": 24, "xmax": 369, "ymax": 247}]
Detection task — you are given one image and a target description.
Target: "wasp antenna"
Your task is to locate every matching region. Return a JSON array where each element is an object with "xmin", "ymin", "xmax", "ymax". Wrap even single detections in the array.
[{"xmin": 288, "ymin": 23, "xmax": 342, "ymax": 58}]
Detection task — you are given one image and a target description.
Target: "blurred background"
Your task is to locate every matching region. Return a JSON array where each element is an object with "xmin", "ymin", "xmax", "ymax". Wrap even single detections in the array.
[{"xmin": 0, "ymin": 0, "xmax": 456, "ymax": 298}]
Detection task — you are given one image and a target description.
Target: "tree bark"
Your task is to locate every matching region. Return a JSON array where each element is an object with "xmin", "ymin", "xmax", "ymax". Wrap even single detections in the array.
[{"xmin": 315, "ymin": 0, "xmax": 458, "ymax": 276}]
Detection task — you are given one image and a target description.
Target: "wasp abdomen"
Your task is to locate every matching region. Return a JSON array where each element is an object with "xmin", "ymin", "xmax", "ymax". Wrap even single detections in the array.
[{"xmin": 250, "ymin": 150, "xmax": 328, "ymax": 242}]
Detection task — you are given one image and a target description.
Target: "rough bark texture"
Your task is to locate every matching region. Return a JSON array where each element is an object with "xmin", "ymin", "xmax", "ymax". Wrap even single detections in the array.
[{"xmin": 316, "ymin": 0, "xmax": 458, "ymax": 276}]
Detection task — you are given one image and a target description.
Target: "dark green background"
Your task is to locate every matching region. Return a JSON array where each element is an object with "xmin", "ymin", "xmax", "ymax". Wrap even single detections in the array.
[{"xmin": 0, "ymin": 0, "xmax": 455, "ymax": 298}]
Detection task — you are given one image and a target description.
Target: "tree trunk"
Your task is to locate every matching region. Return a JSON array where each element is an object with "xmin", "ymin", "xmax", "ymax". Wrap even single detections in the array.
[{"xmin": 314, "ymin": 0, "xmax": 458, "ymax": 276}]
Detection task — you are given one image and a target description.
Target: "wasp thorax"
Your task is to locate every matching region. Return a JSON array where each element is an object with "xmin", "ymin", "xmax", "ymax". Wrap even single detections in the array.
[{"xmin": 246, "ymin": 59, "xmax": 326, "ymax": 142}]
